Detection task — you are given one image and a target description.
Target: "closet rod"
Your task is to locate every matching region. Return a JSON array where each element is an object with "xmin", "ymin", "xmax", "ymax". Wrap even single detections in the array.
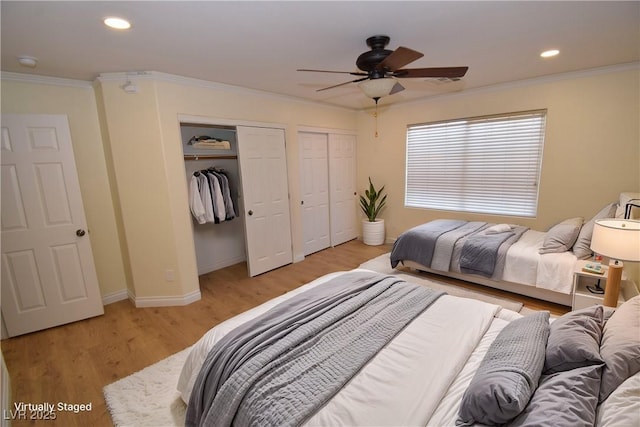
[{"xmin": 184, "ymin": 154, "xmax": 237, "ymax": 160}]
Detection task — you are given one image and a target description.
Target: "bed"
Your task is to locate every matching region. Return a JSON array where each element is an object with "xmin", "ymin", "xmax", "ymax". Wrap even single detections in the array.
[
  {"xmin": 178, "ymin": 269, "xmax": 640, "ymax": 427},
  {"xmin": 389, "ymin": 196, "xmax": 630, "ymax": 306},
  {"xmin": 389, "ymin": 220, "xmax": 579, "ymax": 305}
]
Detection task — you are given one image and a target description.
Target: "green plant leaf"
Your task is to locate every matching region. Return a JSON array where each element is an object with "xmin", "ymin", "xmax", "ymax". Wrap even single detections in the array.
[{"xmin": 359, "ymin": 177, "xmax": 386, "ymax": 221}]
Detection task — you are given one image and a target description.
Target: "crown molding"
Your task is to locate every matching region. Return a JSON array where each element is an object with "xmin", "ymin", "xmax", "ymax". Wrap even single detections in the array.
[
  {"xmin": 5, "ymin": 62, "xmax": 637, "ymax": 112},
  {"xmin": 0, "ymin": 71, "xmax": 93, "ymax": 89},
  {"xmin": 97, "ymin": 70, "xmax": 356, "ymax": 113},
  {"xmin": 379, "ymin": 61, "xmax": 640, "ymax": 112}
]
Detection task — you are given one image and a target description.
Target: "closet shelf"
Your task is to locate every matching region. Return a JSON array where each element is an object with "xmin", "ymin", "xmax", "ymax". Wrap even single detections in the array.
[{"xmin": 184, "ymin": 154, "xmax": 237, "ymax": 160}]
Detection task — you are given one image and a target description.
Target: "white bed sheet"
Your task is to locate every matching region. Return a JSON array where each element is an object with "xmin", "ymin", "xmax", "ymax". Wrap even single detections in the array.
[
  {"xmin": 536, "ymin": 250, "xmax": 577, "ymax": 293},
  {"xmin": 502, "ymin": 229, "xmax": 577, "ymax": 294},
  {"xmin": 179, "ymin": 269, "xmax": 520, "ymax": 426},
  {"xmin": 503, "ymin": 229, "xmax": 544, "ymax": 286},
  {"xmin": 305, "ymin": 295, "xmax": 501, "ymax": 426}
]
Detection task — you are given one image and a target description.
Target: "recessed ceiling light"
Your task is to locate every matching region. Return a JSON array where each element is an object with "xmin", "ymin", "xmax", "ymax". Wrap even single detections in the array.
[
  {"xmin": 540, "ymin": 49, "xmax": 560, "ymax": 58},
  {"xmin": 104, "ymin": 17, "xmax": 131, "ymax": 30}
]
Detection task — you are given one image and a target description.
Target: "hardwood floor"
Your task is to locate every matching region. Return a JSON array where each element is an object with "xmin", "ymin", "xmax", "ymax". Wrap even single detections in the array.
[{"xmin": 0, "ymin": 240, "xmax": 568, "ymax": 426}]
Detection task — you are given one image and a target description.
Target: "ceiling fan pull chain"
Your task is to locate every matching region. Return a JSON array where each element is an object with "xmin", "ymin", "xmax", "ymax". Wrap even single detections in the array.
[{"xmin": 374, "ymin": 97, "xmax": 379, "ymax": 138}]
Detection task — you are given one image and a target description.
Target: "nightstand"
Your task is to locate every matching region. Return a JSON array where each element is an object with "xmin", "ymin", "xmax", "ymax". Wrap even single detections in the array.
[{"xmin": 572, "ymin": 260, "xmax": 639, "ymax": 310}]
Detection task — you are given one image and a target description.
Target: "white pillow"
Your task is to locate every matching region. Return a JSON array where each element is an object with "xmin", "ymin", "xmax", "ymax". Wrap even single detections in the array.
[
  {"xmin": 596, "ymin": 370, "xmax": 640, "ymax": 427},
  {"xmin": 485, "ymin": 224, "xmax": 512, "ymax": 234}
]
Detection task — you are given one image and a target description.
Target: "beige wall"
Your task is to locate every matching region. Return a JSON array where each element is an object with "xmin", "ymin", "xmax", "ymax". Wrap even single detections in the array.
[
  {"xmin": 357, "ymin": 66, "xmax": 640, "ymax": 237},
  {"xmin": 96, "ymin": 73, "xmax": 358, "ymax": 300},
  {"xmin": 3, "ymin": 65, "xmax": 638, "ymax": 302},
  {"xmin": 1, "ymin": 77, "xmax": 129, "ymax": 299},
  {"xmin": 356, "ymin": 65, "xmax": 640, "ymax": 284}
]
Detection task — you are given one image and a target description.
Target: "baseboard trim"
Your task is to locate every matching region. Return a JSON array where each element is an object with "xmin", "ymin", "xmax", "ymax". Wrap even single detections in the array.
[
  {"xmin": 198, "ymin": 255, "xmax": 246, "ymax": 275},
  {"xmin": 132, "ymin": 290, "xmax": 202, "ymax": 308},
  {"xmin": 102, "ymin": 289, "xmax": 129, "ymax": 305}
]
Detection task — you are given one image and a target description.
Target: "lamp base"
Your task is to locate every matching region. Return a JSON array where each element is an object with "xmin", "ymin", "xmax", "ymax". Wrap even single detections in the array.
[{"xmin": 603, "ymin": 261, "xmax": 623, "ymax": 307}]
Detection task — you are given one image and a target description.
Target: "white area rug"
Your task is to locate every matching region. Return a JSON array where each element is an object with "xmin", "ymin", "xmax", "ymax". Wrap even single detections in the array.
[
  {"xmin": 359, "ymin": 253, "xmax": 524, "ymax": 312},
  {"xmin": 104, "ymin": 347, "xmax": 189, "ymax": 426},
  {"xmin": 104, "ymin": 255, "xmax": 525, "ymax": 426}
]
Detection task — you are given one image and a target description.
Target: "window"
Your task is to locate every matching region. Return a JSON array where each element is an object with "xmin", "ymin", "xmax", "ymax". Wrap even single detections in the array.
[{"xmin": 405, "ymin": 110, "xmax": 546, "ymax": 217}]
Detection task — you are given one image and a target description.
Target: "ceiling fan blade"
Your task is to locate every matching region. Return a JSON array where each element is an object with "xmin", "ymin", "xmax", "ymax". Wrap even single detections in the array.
[
  {"xmin": 298, "ymin": 69, "xmax": 368, "ymax": 76},
  {"xmin": 390, "ymin": 82, "xmax": 405, "ymax": 95},
  {"xmin": 316, "ymin": 77, "xmax": 369, "ymax": 92},
  {"xmin": 394, "ymin": 66, "xmax": 469, "ymax": 79},
  {"xmin": 377, "ymin": 47, "xmax": 424, "ymax": 71}
]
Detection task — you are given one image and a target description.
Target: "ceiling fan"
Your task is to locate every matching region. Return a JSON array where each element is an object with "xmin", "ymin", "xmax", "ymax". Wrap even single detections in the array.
[{"xmin": 298, "ymin": 35, "xmax": 468, "ymax": 101}]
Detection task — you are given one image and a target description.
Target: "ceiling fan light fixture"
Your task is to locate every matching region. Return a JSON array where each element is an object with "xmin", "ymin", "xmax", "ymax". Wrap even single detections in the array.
[{"xmin": 358, "ymin": 78, "xmax": 397, "ymax": 99}]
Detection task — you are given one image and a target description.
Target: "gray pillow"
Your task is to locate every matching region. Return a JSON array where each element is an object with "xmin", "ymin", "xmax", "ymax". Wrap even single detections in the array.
[
  {"xmin": 544, "ymin": 305, "xmax": 603, "ymax": 374},
  {"xmin": 539, "ymin": 217, "xmax": 584, "ymax": 254},
  {"xmin": 572, "ymin": 202, "xmax": 618, "ymax": 259},
  {"xmin": 599, "ymin": 295, "xmax": 640, "ymax": 402},
  {"xmin": 457, "ymin": 312, "xmax": 550, "ymax": 426},
  {"xmin": 509, "ymin": 364, "xmax": 602, "ymax": 427}
]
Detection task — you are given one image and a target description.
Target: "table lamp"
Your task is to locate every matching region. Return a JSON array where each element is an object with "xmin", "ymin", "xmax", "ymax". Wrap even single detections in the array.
[{"xmin": 590, "ymin": 219, "xmax": 640, "ymax": 307}]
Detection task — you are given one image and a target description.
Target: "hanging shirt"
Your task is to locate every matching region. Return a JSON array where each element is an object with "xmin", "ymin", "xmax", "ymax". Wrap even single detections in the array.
[
  {"xmin": 197, "ymin": 173, "xmax": 215, "ymax": 223},
  {"xmin": 216, "ymin": 171, "xmax": 237, "ymax": 219},
  {"xmin": 189, "ymin": 175, "xmax": 206, "ymax": 224},
  {"xmin": 206, "ymin": 172, "xmax": 226, "ymax": 223}
]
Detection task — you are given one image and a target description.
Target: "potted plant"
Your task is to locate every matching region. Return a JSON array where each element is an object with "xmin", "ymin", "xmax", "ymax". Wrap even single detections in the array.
[{"xmin": 360, "ymin": 177, "xmax": 387, "ymax": 245}]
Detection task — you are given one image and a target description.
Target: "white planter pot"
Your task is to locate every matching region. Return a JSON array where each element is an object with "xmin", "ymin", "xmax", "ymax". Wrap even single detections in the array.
[{"xmin": 362, "ymin": 219, "xmax": 385, "ymax": 246}]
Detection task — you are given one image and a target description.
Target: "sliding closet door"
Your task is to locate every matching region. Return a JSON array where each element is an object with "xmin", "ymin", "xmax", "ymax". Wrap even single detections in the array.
[
  {"xmin": 299, "ymin": 132, "xmax": 330, "ymax": 256},
  {"xmin": 237, "ymin": 126, "xmax": 293, "ymax": 276},
  {"xmin": 328, "ymin": 134, "xmax": 358, "ymax": 246}
]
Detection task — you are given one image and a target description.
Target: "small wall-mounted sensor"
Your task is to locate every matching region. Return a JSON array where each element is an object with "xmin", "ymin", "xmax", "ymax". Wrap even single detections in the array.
[
  {"xmin": 121, "ymin": 80, "xmax": 139, "ymax": 94},
  {"xmin": 18, "ymin": 55, "xmax": 37, "ymax": 68}
]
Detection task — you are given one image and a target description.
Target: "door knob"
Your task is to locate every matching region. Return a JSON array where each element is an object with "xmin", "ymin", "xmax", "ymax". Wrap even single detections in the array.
[
  {"xmin": 248, "ymin": 210, "xmax": 253, "ymax": 216},
  {"xmin": 301, "ymin": 200, "xmax": 304, "ymax": 205},
  {"xmin": 76, "ymin": 229, "xmax": 86, "ymax": 237}
]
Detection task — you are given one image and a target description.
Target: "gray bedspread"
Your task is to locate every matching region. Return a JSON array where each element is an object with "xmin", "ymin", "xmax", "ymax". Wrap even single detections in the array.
[
  {"xmin": 185, "ymin": 271, "xmax": 445, "ymax": 427},
  {"xmin": 390, "ymin": 219, "xmax": 466, "ymax": 268},
  {"xmin": 391, "ymin": 220, "xmax": 528, "ymax": 280}
]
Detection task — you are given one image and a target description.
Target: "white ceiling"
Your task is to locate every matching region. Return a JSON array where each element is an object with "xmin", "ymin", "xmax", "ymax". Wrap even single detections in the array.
[{"xmin": 2, "ymin": 1, "xmax": 639, "ymax": 110}]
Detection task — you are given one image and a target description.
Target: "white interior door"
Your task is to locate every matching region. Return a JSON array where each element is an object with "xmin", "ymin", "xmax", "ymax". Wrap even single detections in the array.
[
  {"xmin": 328, "ymin": 134, "xmax": 358, "ymax": 246},
  {"xmin": 237, "ymin": 126, "xmax": 293, "ymax": 276},
  {"xmin": 299, "ymin": 132, "xmax": 330, "ymax": 256},
  {"xmin": 1, "ymin": 114, "xmax": 104, "ymax": 337}
]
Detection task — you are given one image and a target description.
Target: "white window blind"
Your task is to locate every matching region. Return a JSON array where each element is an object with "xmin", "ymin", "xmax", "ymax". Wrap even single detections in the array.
[{"xmin": 405, "ymin": 110, "xmax": 546, "ymax": 217}]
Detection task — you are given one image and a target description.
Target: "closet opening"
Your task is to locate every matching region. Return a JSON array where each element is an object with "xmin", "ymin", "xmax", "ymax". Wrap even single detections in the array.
[
  {"xmin": 181, "ymin": 123, "xmax": 246, "ymax": 275},
  {"xmin": 181, "ymin": 121, "xmax": 294, "ymax": 277}
]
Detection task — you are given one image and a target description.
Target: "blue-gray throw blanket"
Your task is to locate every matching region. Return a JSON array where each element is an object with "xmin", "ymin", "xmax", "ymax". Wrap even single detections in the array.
[
  {"xmin": 185, "ymin": 271, "xmax": 445, "ymax": 427},
  {"xmin": 460, "ymin": 229, "xmax": 516, "ymax": 277},
  {"xmin": 390, "ymin": 219, "xmax": 466, "ymax": 268}
]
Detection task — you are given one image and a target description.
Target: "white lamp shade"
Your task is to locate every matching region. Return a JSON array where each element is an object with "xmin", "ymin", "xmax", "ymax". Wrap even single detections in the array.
[
  {"xmin": 591, "ymin": 219, "xmax": 640, "ymax": 262},
  {"xmin": 358, "ymin": 78, "xmax": 397, "ymax": 99}
]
